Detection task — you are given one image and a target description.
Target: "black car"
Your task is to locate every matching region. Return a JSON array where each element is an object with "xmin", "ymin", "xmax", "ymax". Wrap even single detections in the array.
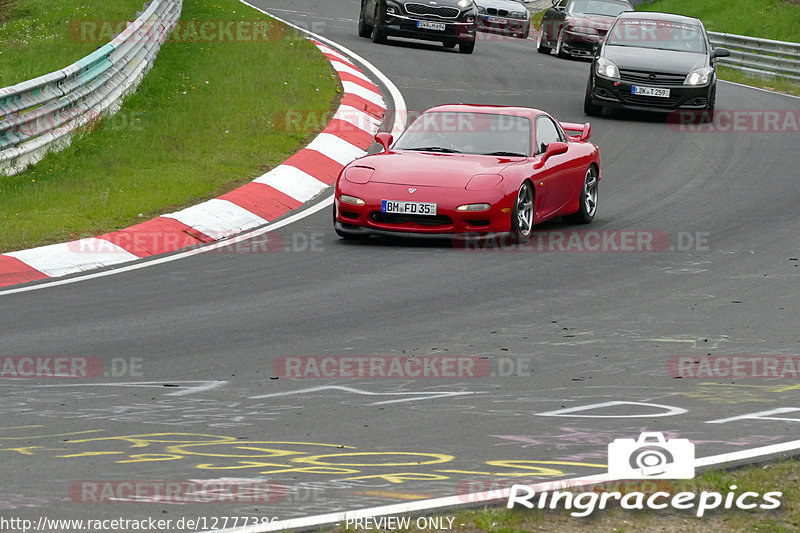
[
  {"xmin": 359, "ymin": 0, "xmax": 479, "ymax": 54},
  {"xmin": 538, "ymin": 0, "xmax": 634, "ymax": 58},
  {"xmin": 584, "ymin": 12, "xmax": 730, "ymax": 117}
]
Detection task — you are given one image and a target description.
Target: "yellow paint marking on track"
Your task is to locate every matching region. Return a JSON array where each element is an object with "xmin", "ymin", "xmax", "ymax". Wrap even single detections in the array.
[
  {"xmin": 292, "ymin": 452, "xmax": 454, "ymax": 467},
  {"xmin": 57, "ymin": 451, "xmax": 124, "ymax": 457},
  {"xmin": 352, "ymin": 490, "xmax": 434, "ymax": 500}
]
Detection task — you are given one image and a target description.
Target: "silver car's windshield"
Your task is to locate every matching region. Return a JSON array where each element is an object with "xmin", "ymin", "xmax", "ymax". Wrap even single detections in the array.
[
  {"xmin": 393, "ymin": 112, "xmax": 533, "ymax": 157},
  {"xmin": 606, "ymin": 19, "xmax": 707, "ymax": 53},
  {"xmin": 568, "ymin": 0, "xmax": 630, "ymax": 17}
]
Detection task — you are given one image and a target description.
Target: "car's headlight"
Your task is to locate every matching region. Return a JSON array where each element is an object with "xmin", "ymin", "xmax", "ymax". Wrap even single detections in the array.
[
  {"xmin": 596, "ymin": 58, "xmax": 619, "ymax": 79},
  {"xmin": 684, "ymin": 67, "xmax": 713, "ymax": 86},
  {"xmin": 477, "ymin": 5, "xmax": 487, "ymax": 14},
  {"xmin": 457, "ymin": 203, "xmax": 491, "ymax": 212},
  {"xmin": 458, "ymin": 0, "xmax": 473, "ymax": 8},
  {"xmin": 567, "ymin": 24, "xmax": 598, "ymax": 35},
  {"xmin": 339, "ymin": 194, "xmax": 365, "ymax": 206},
  {"xmin": 510, "ymin": 11, "xmax": 527, "ymax": 19}
]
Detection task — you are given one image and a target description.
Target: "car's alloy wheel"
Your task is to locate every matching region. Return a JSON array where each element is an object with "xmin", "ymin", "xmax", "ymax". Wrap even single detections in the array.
[
  {"xmin": 556, "ymin": 29, "xmax": 567, "ymax": 58},
  {"xmin": 511, "ymin": 181, "xmax": 534, "ymax": 241},
  {"xmin": 536, "ymin": 27, "xmax": 551, "ymax": 53},
  {"xmin": 565, "ymin": 166, "xmax": 598, "ymax": 224},
  {"xmin": 371, "ymin": 5, "xmax": 387, "ymax": 44},
  {"xmin": 358, "ymin": 5, "xmax": 372, "ymax": 38}
]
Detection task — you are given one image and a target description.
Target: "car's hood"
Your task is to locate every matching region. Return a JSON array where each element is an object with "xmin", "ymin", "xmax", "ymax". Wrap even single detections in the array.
[
  {"xmin": 567, "ymin": 15, "xmax": 615, "ymax": 33},
  {"xmin": 354, "ymin": 151, "xmax": 521, "ymax": 187},
  {"xmin": 602, "ymin": 45, "xmax": 707, "ymax": 74},
  {"xmin": 477, "ymin": 0, "xmax": 527, "ymax": 13}
]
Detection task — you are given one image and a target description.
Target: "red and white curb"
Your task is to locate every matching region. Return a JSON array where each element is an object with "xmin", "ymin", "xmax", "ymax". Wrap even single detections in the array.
[{"xmin": 0, "ymin": 39, "xmax": 387, "ymax": 289}]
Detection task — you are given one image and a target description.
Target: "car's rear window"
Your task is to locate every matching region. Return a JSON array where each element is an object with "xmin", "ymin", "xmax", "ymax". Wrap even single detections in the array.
[{"xmin": 393, "ymin": 112, "xmax": 533, "ymax": 157}]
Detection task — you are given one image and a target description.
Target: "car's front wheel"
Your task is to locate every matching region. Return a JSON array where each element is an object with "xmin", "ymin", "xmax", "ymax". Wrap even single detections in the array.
[
  {"xmin": 584, "ymin": 76, "xmax": 603, "ymax": 116},
  {"xmin": 564, "ymin": 165, "xmax": 598, "ymax": 224},
  {"xmin": 459, "ymin": 40, "xmax": 475, "ymax": 54},
  {"xmin": 358, "ymin": 4, "xmax": 373, "ymax": 38},
  {"xmin": 510, "ymin": 181, "xmax": 534, "ymax": 242},
  {"xmin": 371, "ymin": 5, "xmax": 387, "ymax": 44},
  {"xmin": 536, "ymin": 27, "xmax": 551, "ymax": 53},
  {"xmin": 555, "ymin": 29, "xmax": 568, "ymax": 58}
]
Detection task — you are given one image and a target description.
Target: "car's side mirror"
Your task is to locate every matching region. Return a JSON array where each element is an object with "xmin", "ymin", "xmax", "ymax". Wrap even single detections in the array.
[
  {"xmin": 534, "ymin": 141, "xmax": 568, "ymax": 168},
  {"xmin": 712, "ymin": 47, "xmax": 730, "ymax": 58},
  {"xmin": 375, "ymin": 131, "xmax": 393, "ymax": 152}
]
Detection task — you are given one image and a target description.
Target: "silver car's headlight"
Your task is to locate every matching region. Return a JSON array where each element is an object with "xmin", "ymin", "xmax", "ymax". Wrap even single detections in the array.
[
  {"xmin": 684, "ymin": 67, "xmax": 713, "ymax": 86},
  {"xmin": 596, "ymin": 58, "xmax": 620, "ymax": 79},
  {"xmin": 510, "ymin": 11, "xmax": 527, "ymax": 19},
  {"xmin": 476, "ymin": 5, "xmax": 487, "ymax": 14},
  {"xmin": 458, "ymin": 0, "xmax": 473, "ymax": 8}
]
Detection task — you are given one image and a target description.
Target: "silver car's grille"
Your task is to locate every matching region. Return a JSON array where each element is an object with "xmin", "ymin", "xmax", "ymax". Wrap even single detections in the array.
[
  {"xmin": 619, "ymin": 70, "xmax": 687, "ymax": 87},
  {"xmin": 486, "ymin": 8, "xmax": 509, "ymax": 16},
  {"xmin": 405, "ymin": 3, "xmax": 460, "ymax": 19}
]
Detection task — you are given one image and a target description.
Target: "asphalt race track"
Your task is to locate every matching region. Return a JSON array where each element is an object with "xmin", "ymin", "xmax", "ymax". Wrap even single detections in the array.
[{"xmin": 1, "ymin": 0, "xmax": 799, "ymax": 528}]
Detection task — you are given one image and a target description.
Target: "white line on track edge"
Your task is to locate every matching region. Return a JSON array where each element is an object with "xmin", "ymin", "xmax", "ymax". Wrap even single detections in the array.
[
  {"xmin": 218, "ymin": 437, "xmax": 800, "ymax": 533},
  {"xmin": 0, "ymin": 4, "xmax": 408, "ymax": 296}
]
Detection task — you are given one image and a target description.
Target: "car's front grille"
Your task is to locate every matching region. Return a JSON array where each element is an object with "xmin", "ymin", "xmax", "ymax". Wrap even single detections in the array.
[
  {"xmin": 619, "ymin": 69, "xmax": 687, "ymax": 86},
  {"xmin": 405, "ymin": 3, "xmax": 460, "ymax": 19},
  {"xmin": 486, "ymin": 8, "xmax": 509, "ymax": 16},
  {"xmin": 621, "ymin": 93, "xmax": 682, "ymax": 108},
  {"xmin": 372, "ymin": 212, "xmax": 453, "ymax": 226}
]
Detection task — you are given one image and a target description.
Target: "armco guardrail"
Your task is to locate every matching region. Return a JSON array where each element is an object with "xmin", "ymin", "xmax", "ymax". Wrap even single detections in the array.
[
  {"xmin": 0, "ymin": 0, "xmax": 182, "ymax": 176},
  {"xmin": 709, "ymin": 31, "xmax": 800, "ymax": 81}
]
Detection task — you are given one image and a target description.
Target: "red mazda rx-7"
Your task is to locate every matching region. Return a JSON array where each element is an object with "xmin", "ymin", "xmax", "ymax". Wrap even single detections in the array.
[{"xmin": 333, "ymin": 104, "xmax": 600, "ymax": 241}]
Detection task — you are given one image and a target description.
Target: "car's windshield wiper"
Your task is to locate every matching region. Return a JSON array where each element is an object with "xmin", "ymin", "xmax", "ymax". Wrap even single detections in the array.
[
  {"xmin": 405, "ymin": 146, "xmax": 461, "ymax": 153},
  {"xmin": 483, "ymin": 151, "xmax": 527, "ymax": 157}
]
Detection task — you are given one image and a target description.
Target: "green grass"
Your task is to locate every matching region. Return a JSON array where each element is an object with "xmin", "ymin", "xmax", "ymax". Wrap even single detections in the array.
[
  {"xmin": 717, "ymin": 65, "xmax": 800, "ymax": 96},
  {"xmin": 0, "ymin": 0, "xmax": 146, "ymax": 86},
  {"xmin": 325, "ymin": 459, "xmax": 800, "ymax": 532},
  {"xmin": 636, "ymin": 0, "xmax": 800, "ymax": 42},
  {"xmin": 0, "ymin": 0, "xmax": 339, "ymax": 251}
]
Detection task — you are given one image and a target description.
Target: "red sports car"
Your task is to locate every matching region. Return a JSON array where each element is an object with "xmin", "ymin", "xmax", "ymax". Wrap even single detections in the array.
[{"xmin": 333, "ymin": 104, "xmax": 600, "ymax": 241}]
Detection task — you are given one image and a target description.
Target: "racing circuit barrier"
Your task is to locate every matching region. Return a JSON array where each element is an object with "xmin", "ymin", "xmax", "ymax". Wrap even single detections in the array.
[
  {"xmin": 707, "ymin": 32, "xmax": 800, "ymax": 81},
  {"xmin": 0, "ymin": 0, "xmax": 182, "ymax": 176}
]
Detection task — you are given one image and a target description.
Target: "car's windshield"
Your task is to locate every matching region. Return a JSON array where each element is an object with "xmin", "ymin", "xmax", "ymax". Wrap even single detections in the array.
[
  {"xmin": 393, "ymin": 112, "xmax": 532, "ymax": 157},
  {"xmin": 606, "ymin": 19, "xmax": 707, "ymax": 53},
  {"xmin": 568, "ymin": 0, "xmax": 630, "ymax": 17}
]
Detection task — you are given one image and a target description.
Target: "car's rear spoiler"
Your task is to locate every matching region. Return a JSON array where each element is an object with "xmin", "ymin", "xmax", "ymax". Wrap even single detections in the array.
[{"xmin": 560, "ymin": 122, "xmax": 592, "ymax": 142}]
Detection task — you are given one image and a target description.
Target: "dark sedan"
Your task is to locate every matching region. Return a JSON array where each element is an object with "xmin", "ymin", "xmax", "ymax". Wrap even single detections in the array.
[
  {"xmin": 359, "ymin": 0, "xmax": 478, "ymax": 54},
  {"xmin": 475, "ymin": 0, "xmax": 531, "ymax": 39},
  {"xmin": 537, "ymin": 0, "xmax": 633, "ymax": 58},
  {"xmin": 584, "ymin": 12, "xmax": 729, "ymax": 117}
]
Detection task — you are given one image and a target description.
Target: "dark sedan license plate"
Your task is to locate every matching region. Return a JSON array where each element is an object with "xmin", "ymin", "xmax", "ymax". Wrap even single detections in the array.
[
  {"xmin": 487, "ymin": 17, "xmax": 508, "ymax": 24},
  {"xmin": 417, "ymin": 20, "xmax": 446, "ymax": 31},
  {"xmin": 381, "ymin": 200, "xmax": 438, "ymax": 215},
  {"xmin": 631, "ymin": 85, "xmax": 670, "ymax": 98}
]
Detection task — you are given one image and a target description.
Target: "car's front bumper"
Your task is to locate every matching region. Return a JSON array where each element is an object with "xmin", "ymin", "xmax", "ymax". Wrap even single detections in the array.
[
  {"xmin": 334, "ymin": 185, "xmax": 511, "ymax": 236},
  {"xmin": 476, "ymin": 16, "xmax": 529, "ymax": 36},
  {"xmin": 589, "ymin": 72, "xmax": 713, "ymax": 112},
  {"xmin": 561, "ymin": 30, "xmax": 602, "ymax": 58},
  {"xmin": 384, "ymin": 13, "xmax": 477, "ymax": 43}
]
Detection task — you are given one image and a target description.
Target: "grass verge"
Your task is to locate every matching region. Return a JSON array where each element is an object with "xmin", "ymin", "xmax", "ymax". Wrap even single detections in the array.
[
  {"xmin": 0, "ymin": 0, "xmax": 339, "ymax": 252},
  {"xmin": 0, "ymin": 0, "xmax": 146, "ymax": 86},
  {"xmin": 327, "ymin": 459, "xmax": 799, "ymax": 532}
]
